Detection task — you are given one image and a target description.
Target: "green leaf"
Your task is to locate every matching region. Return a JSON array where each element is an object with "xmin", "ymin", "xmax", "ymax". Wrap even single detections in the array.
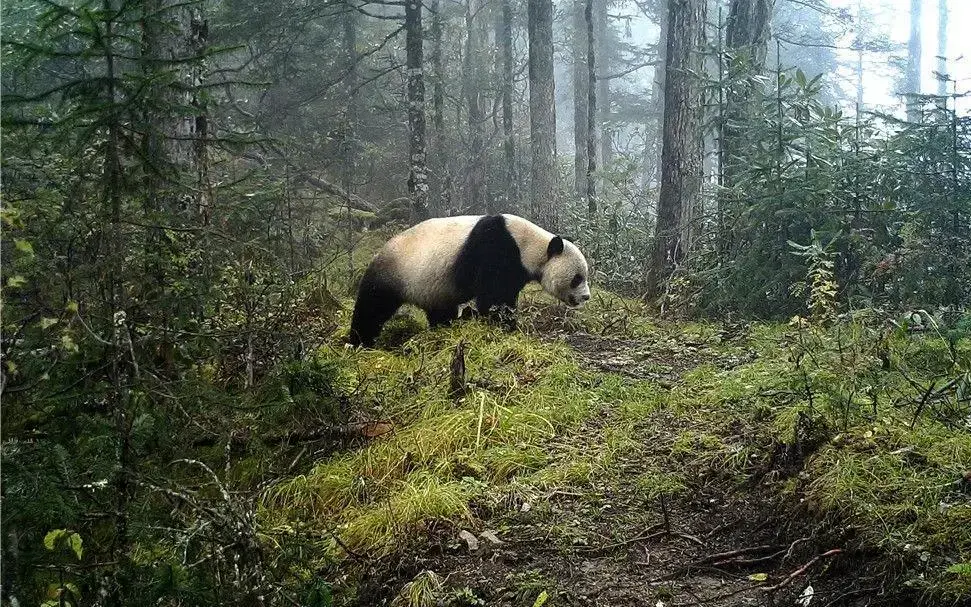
[
  {"xmin": 946, "ymin": 563, "xmax": 971, "ymax": 576},
  {"xmin": 43, "ymin": 529, "xmax": 70, "ymax": 551},
  {"xmin": 533, "ymin": 590, "xmax": 549, "ymax": 607},
  {"xmin": 65, "ymin": 582, "xmax": 82, "ymax": 599},
  {"xmin": 6, "ymin": 275, "xmax": 27, "ymax": 288},
  {"xmin": 14, "ymin": 238, "xmax": 34, "ymax": 256},
  {"xmin": 66, "ymin": 300, "xmax": 79, "ymax": 314},
  {"xmin": 68, "ymin": 533, "xmax": 83, "ymax": 560},
  {"xmin": 39, "ymin": 317, "xmax": 59, "ymax": 330},
  {"xmin": 748, "ymin": 572, "xmax": 768, "ymax": 582},
  {"xmin": 60, "ymin": 334, "xmax": 79, "ymax": 353}
]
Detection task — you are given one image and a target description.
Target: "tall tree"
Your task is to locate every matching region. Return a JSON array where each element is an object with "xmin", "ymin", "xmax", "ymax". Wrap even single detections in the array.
[
  {"xmin": 585, "ymin": 0, "xmax": 598, "ymax": 215},
  {"xmin": 406, "ymin": 0, "xmax": 429, "ymax": 220},
  {"xmin": 528, "ymin": 0, "xmax": 557, "ymax": 231},
  {"xmin": 648, "ymin": 0, "xmax": 705, "ymax": 300},
  {"xmin": 464, "ymin": 0, "xmax": 487, "ymax": 213},
  {"xmin": 430, "ymin": 0, "xmax": 452, "ymax": 215},
  {"xmin": 905, "ymin": 0, "xmax": 922, "ymax": 121},
  {"xmin": 498, "ymin": 0, "xmax": 518, "ymax": 211},
  {"xmin": 723, "ymin": 0, "xmax": 776, "ymax": 186},
  {"xmin": 936, "ymin": 0, "xmax": 948, "ymax": 97},
  {"xmin": 596, "ymin": 0, "xmax": 612, "ymax": 170},
  {"xmin": 573, "ymin": 0, "xmax": 590, "ymax": 199}
]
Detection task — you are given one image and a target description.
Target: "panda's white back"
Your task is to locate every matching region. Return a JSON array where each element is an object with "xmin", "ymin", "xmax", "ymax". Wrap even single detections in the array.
[{"xmin": 380, "ymin": 215, "xmax": 481, "ymax": 308}]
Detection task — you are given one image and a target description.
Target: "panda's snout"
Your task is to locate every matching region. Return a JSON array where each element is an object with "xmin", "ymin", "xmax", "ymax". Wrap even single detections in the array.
[{"xmin": 568, "ymin": 293, "xmax": 590, "ymax": 306}]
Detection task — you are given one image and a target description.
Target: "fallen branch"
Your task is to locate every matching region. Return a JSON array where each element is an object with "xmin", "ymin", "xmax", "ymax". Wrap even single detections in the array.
[
  {"xmin": 765, "ymin": 548, "xmax": 843, "ymax": 594},
  {"xmin": 712, "ymin": 549, "xmax": 785, "ymax": 567},
  {"xmin": 699, "ymin": 544, "xmax": 785, "ymax": 564},
  {"xmin": 295, "ymin": 173, "xmax": 377, "ymax": 213}
]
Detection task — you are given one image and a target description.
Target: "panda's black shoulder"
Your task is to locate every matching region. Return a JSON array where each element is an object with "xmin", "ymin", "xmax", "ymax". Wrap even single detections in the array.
[{"xmin": 453, "ymin": 215, "xmax": 527, "ymax": 288}]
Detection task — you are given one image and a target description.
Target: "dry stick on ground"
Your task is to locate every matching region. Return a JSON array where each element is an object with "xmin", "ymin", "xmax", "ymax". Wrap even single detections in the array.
[
  {"xmin": 449, "ymin": 340, "xmax": 467, "ymax": 400},
  {"xmin": 698, "ymin": 544, "xmax": 785, "ymax": 564},
  {"xmin": 579, "ymin": 523, "xmax": 666, "ymax": 555},
  {"xmin": 765, "ymin": 548, "xmax": 843, "ymax": 594}
]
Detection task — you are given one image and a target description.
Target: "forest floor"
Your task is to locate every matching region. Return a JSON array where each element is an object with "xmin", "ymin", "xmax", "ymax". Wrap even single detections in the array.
[{"xmin": 260, "ymin": 288, "xmax": 971, "ymax": 607}]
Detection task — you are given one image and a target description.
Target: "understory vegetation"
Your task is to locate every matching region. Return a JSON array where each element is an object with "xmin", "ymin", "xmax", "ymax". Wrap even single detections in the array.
[{"xmin": 6, "ymin": 224, "xmax": 969, "ymax": 604}]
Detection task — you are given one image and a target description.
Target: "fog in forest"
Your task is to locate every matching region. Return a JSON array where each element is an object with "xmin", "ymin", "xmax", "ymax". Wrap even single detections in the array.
[{"xmin": 2, "ymin": 0, "xmax": 970, "ymax": 605}]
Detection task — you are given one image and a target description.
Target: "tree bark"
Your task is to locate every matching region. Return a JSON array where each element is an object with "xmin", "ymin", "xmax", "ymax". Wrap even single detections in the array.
[
  {"xmin": 430, "ymin": 0, "xmax": 452, "ymax": 215},
  {"xmin": 647, "ymin": 0, "xmax": 705, "ymax": 301},
  {"xmin": 937, "ymin": 0, "xmax": 948, "ymax": 97},
  {"xmin": 498, "ymin": 0, "xmax": 518, "ymax": 212},
  {"xmin": 905, "ymin": 0, "xmax": 922, "ymax": 122},
  {"xmin": 573, "ymin": 0, "xmax": 589, "ymax": 200},
  {"xmin": 464, "ymin": 0, "xmax": 487, "ymax": 213},
  {"xmin": 585, "ymin": 0, "xmax": 598, "ymax": 216},
  {"xmin": 406, "ymin": 0, "xmax": 430, "ymax": 221},
  {"xmin": 597, "ymin": 0, "xmax": 612, "ymax": 170},
  {"xmin": 723, "ymin": 0, "xmax": 775, "ymax": 186},
  {"xmin": 528, "ymin": 0, "xmax": 557, "ymax": 231}
]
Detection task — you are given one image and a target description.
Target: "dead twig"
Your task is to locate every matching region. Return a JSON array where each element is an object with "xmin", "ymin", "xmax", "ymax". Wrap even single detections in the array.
[
  {"xmin": 698, "ymin": 544, "xmax": 785, "ymax": 564},
  {"xmin": 579, "ymin": 523, "xmax": 666, "ymax": 555},
  {"xmin": 765, "ymin": 548, "xmax": 843, "ymax": 594}
]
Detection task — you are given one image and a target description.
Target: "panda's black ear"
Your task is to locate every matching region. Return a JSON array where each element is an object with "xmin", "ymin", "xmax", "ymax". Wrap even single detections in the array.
[{"xmin": 547, "ymin": 236, "xmax": 564, "ymax": 257}]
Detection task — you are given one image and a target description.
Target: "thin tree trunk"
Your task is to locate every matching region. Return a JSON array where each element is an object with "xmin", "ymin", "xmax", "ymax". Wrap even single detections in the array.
[
  {"xmin": 597, "ymin": 0, "xmax": 611, "ymax": 170},
  {"xmin": 499, "ymin": 0, "xmax": 518, "ymax": 212},
  {"xmin": 406, "ymin": 0, "xmax": 430, "ymax": 221},
  {"xmin": 647, "ymin": 0, "xmax": 705, "ymax": 301},
  {"xmin": 585, "ymin": 0, "xmax": 597, "ymax": 216},
  {"xmin": 723, "ymin": 0, "xmax": 776, "ymax": 187},
  {"xmin": 464, "ymin": 0, "xmax": 486, "ymax": 213},
  {"xmin": 430, "ymin": 0, "xmax": 452, "ymax": 215},
  {"xmin": 104, "ymin": 3, "xmax": 132, "ymax": 604},
  {"xmin": 342, "ymin": 6, "xmax": 358, "ymax": 275},
  {"xmin": 906, "ymin": 0, "xmax": 922, "ymax": 122},
  {"xmin": 573, "ymin": 0, "xmax": 589, "ymax": 200},
  {"xmin": 937, "ymin": 0, "xmax": 947, "ymax": 97},
  {"xmin": 648, "ymin": 0, "xmax": 668, "ymax": 191},
  {"xmin": 855, "ymin": 0, "xmax": 864, "ymax": 111},
  {"xmin": 528, "ymin": 0, "xmax": 557, "ymax": 231}
]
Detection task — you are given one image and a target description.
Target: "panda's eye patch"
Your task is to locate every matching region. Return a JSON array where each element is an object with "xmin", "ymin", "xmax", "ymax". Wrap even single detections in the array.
[{"xmin": 570, "ymin": 273, "xmax": 584, "ymax": 289}]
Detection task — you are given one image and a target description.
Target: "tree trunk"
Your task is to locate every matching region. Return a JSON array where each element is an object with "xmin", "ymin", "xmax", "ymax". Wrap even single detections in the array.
[
  {"xmin": 585, "ymin": 0, "xmax": 597, "ymax": 216},
  {"xmin": 723, "ymin": 0, "xmax": 775, "ymax": 187},
  {"xmin": 646, "ymin": 0, "xmax": 668, "ymax": 192},
  {"xmin": 464, "ymin": 0, "xmax": 487, "ymax": 213},
  {"xmin": 905, "ymin": 0, "xmax": 922, "ymax": 122},
  {"xmin": 528, "ymin": 0, "xmax": 557, "ymax": 231},
  {"xmin": 855, "ymin": 0, "xmax": 864, "ymax": 110},
  {"xmin": 597, "ymin": 0, "xmax": 612, "ymax": 170},
  {"xmin": 647, "ymin": 0, "xmax": 705, "ymax": 301},
  {"xmin": 406, "ymin": 0, "xmax": 430, "ymax": 221},
  {"xmin": 937, "ymin": 0, "xmax": 948, "ymax": 97},
  {"xmin": 498, "ymin": 0, "xmax": 518, "ymax": 212},
  {"xmin": 573, "ymin": 0, "xmax": 589, "ymax": 200},
  {"xmin": 430, "ymin": 0, "xmax": 452, "ymax": 216},
  {"xmin": 342, "ymin": 5, "xmax": 358, "ymax": 276}
]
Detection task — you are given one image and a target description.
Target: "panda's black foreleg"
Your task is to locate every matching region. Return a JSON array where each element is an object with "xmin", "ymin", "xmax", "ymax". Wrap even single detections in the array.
[
  {"xmin": 348, "ymin": 269, "xmax": 403, "ymax": 347},
  {"xmin": 475, "ymin": 295, "xmax": 518, "ymax": 331},
  {"xmin": 425, "ymin": 306, "xmax": 458, "ymax": 328}
]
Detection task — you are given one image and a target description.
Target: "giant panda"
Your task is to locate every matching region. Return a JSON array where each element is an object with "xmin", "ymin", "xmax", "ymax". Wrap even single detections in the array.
[{"xmin": 348, "ymin": 214, "xmax": 591, "ymax": 347}]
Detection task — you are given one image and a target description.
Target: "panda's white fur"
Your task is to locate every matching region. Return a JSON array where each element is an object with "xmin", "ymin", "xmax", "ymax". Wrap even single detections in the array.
[{"xmin": 349, "ymin": 214, "xmax": 590, "ymax": 346}]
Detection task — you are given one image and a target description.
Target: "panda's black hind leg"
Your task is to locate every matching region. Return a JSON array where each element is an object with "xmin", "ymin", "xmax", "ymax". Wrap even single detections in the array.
[
  {"xmin": 348, "ymin": 267, "xmax": 402, "ymax": 347},
  {"xmin": 425, "ymin": 306, "xmax": 458, "ymax": 328}
]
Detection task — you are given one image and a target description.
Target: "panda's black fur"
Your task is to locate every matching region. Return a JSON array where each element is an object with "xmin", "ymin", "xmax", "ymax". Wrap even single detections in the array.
[{"xmin": 348, "ymin": 214, "xmax": 585, "ymax": 347}]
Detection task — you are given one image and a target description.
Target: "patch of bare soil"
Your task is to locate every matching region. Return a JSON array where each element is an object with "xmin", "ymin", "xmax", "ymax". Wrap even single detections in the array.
[
  {"xmin": 357, "ymin": 473, "xmax": 881, "ymax": 607},
  {"xmin": 561, "ymin": 330, "xmax": 757, "ymax": 384}
]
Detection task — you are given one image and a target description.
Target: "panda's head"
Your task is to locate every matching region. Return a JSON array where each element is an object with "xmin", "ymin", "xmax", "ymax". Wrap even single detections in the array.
[{"xmin": 539, "ymin": 236, "xmax": 590, "ymax": 307}]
